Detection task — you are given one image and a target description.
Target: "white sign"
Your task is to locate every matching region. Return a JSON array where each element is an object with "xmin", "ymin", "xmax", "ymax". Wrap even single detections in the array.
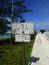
[
  {"xmin": 15, "ymin": 35, "xmax": 30, "ymax": 42},
  {"xmin": 12, "ymin": 23, "xmax": 34, "ymax": 34}
]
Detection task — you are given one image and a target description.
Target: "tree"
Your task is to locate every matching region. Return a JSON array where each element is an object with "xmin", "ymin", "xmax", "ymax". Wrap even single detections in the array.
[
  {"xmin": 40, "ymin": 29, "xmax": 45, "ymax": 33},
  {"xmin": 0, "ymin": 0, "xmax": 32, "ymax": 34},
  {"xmin": 0, "ymin": 17, "xmax": 11, "ymax": 34}
]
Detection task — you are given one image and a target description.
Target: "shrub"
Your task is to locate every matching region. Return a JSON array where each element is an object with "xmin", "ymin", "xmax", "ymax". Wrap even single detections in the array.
[{"xmin": 40, "ymin": 29, "xmax": 45, "ymax": 33}]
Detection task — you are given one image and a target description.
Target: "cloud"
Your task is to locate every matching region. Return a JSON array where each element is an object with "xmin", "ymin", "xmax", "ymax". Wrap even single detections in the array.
[{"xmin": 6, "ymin": 18, "xmax": 11, "ymax": 22}]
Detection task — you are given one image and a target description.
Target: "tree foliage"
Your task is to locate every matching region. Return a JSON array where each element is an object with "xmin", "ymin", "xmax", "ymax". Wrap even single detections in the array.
[
  {"xmin": 0, "ymin": 0, "xmax": 32, "ymax": 34},
  {"xmin": 40, "ymin": 29, "xmax": 45, "ymax": 33}
]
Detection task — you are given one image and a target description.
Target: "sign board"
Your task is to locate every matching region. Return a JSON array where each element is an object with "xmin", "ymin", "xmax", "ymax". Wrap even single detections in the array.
[
  {"xmin": 12, "ymin": 23, "xmax": 34, "ymax": 34},
  {"xmin": 15, "ymin": 35, "xmax": 30, "ymax": 42}
]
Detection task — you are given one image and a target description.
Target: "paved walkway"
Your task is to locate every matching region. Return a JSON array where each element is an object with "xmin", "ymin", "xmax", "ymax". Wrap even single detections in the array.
[
  {"xmin": 28, "ymin": 33, "xmax": 49, "ymax": 65},
  {"xmin": 39, "ymin": 33, "xmax": 49, "ymax": 58}
]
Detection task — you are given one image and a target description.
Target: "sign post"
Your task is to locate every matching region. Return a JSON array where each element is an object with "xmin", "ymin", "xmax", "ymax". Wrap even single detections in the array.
[
  {"xmin": 22, "ymin": 42, "xmax": 26, "ymax": 65},
  {"xmin": 11, "ymin": 22, "xmax": 34, "ymax": 65}
]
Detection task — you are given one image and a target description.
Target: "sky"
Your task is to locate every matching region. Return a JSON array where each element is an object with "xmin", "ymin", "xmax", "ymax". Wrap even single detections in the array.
[
  {"xmin": 0, "ymin": 0, "xmax": 49, "ymax": 32},
  {"xmin": 22, "ymin": 0, "xmax": 49, "ymax": 31}
]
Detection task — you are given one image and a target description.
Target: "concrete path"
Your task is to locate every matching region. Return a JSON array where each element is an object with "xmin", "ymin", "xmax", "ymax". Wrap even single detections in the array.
[
  {"xmin": 39, "ymin": 33, "xmax": 49, "ymax": 58},
  {"xmin": 28, "ymin": 33, "xmax": 49, "ymax": 65}
]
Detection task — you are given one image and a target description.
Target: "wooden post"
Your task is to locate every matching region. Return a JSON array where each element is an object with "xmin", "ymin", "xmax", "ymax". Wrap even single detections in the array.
[
  {"xmin": 22, "ymin": 42, "xmax": 26, "ymax": 65},
  {"xmin": 11, "ymin": 0, "xmax": 14, "ymax": 45}
]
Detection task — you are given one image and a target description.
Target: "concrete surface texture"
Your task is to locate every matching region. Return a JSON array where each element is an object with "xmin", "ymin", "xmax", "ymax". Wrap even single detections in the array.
[
  {"xmin": 28, "ymin": 32, "xmax": 49, "ymax": 65},
  {"xmin": 39, "ymin": 33, "xmax": 49, "ymax": 58}
]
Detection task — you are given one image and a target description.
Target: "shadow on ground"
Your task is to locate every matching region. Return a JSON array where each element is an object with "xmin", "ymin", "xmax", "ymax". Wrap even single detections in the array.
[{"xmin": 29, "ymin": 56, "xmax": 40, "ymax": 65}]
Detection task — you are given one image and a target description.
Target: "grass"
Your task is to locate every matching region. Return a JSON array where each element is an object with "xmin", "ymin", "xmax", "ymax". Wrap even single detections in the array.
[{"xmin": 0, "ymin": 36, "xmax": 35, "ymax": 65}]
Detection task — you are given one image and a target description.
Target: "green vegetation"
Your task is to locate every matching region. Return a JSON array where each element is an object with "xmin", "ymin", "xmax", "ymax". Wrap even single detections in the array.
[
  {"xmin": 40, "ymin": 29, "xmax": 45, "ymax": 33},
  {"xmin": 0, "ymin": 36, "xmax": 35, "ymax": 65},
  {"xmin": 0, "ymin": 37, "xmax": 10, "ymax": 41}
]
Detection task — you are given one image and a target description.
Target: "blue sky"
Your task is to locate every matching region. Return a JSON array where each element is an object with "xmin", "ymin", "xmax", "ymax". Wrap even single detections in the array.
[
  {"xmin": 22, "ymin": 0, "xmax": 49, "ymax": 31},
  {"xmin": 0, "ymin": 0, "xmax": 49, "ymax": 32}
]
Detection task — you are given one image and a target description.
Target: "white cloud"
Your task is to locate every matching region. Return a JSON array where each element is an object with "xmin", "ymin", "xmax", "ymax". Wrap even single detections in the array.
[{"xmin": 6, "ymin": 18, "xmax": 11, "ymax": 22}]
